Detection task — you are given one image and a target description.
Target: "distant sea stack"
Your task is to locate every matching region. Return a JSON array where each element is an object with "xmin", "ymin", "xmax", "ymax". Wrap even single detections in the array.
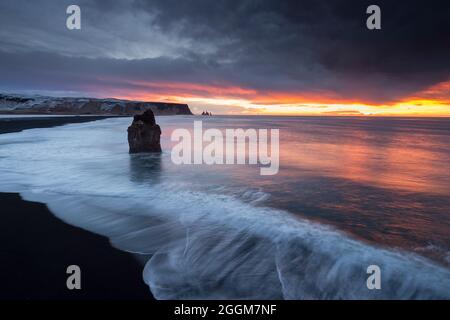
[
  {"xmin": 127, "ymin": 110, "xmax": 162, "ymax": 153},
  {"xmin": 0, "ymin": 94, "xmax": 193, "ymax": 116}
]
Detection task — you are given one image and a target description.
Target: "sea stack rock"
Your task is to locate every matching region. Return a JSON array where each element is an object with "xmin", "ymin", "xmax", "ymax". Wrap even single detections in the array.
[{"xmin": 127, "ymin": 110, "xmax": 162, "ymax": 153}]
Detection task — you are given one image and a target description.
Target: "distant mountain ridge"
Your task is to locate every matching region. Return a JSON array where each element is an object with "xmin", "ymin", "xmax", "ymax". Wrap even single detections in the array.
[{"xmin": 0, "ymin": 94, "xmax": 193, "ymax": 116}]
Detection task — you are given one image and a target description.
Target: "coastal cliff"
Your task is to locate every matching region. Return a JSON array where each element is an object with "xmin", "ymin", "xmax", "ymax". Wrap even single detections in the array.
[{"xmin": 0, "ymin": 94, "xmax": 193, "ymax": 116}]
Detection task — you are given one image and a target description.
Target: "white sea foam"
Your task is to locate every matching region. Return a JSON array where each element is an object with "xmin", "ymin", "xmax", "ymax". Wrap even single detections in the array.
[{"xmin": 0, "ymin": 117, "xmax": 449, "ymax": 299}]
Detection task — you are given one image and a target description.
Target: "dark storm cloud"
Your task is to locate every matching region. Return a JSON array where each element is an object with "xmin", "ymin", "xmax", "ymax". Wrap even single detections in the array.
[
  {"xmin": 137, "ymin": 0, "xmax": 450, "ymax": 101},
  {"xmin": 0, "ymin": 0, "xmax": 449, "ymax": 103}
]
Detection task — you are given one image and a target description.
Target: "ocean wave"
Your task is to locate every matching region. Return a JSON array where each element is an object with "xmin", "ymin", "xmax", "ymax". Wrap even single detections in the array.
[{"xmin": 5, "ymin": 182, "xmax": 450, "ymax": 300}]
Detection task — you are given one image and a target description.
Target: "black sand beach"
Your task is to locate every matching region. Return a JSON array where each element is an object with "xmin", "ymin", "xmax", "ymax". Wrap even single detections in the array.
[
  {"xmin": 0, "ymin": 117, "xmax": 152, "ymax": 300},
  {"xmin": 0, "ymin": 115, "xmax": 117, "ymax": 134}
]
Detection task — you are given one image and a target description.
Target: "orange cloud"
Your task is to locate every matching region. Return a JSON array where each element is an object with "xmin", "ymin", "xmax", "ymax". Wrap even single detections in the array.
[{"xmin": 105, "ymin": 78, "xmax": 450, "ymax": 116}]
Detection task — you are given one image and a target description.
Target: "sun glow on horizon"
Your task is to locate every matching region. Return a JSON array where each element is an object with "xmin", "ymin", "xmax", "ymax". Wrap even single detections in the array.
[{"xmin": 109, "ymin": 80, "xmax": 450, "ymax": 117}]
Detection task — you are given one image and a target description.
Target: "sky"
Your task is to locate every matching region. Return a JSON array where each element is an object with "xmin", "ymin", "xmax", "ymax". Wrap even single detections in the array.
[{"xmin": 0, "ymin": 0, "xmax": 449, "ymax": 116}]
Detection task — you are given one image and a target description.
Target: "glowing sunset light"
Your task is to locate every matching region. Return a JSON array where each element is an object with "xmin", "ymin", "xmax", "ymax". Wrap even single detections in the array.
[{"xmin": 110, "ymin": 79, "xmax": 450, "ymax": 116}]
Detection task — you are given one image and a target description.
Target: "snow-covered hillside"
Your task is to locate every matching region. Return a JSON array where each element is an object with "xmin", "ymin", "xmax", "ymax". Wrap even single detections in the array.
[{"xmin": 0, "ymin": 94, "xmax": 192, "ymax": 115}]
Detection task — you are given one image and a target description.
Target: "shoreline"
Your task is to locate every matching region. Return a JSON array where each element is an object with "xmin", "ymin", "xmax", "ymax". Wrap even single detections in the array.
[
  {"xmin": 0, "ymin": 115, "xmax": 120, "ymax": 134},
  {"xmin": 0, "ymin": 116, "xmax": 153, "ymax": 299}
]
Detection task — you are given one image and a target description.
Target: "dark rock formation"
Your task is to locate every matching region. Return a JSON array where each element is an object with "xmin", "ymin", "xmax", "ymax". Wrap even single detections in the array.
[{"xmin": 127, "ymin": 110, "xmax": 162, "ymax": 153}]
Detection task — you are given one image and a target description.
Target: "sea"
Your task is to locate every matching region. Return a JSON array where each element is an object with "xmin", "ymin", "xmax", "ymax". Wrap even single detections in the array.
[{"xmin": 0, "ymin": 115, "xmax": 449, "ymax": 299}]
